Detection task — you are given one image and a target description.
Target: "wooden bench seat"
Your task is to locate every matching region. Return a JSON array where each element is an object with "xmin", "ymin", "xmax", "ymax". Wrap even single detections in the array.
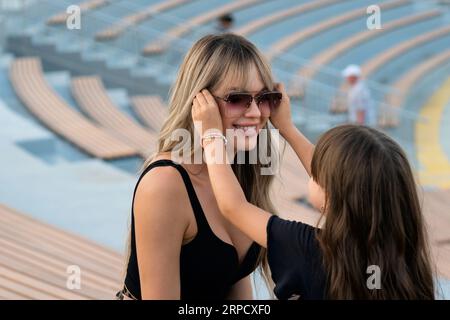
[
  {"xmin": 266, "ymin": 0, "xmax": 409, "ymax": 61},
  {"xmin": 0, "ymin": 204, "xmax": 123, "ymax": 299},
  {"xmin": 71, "ymin": 75, "xmax": 158, "ymax": 158},
  {"xmin": 95, "ymin": 0, "xmax": 191, "ymax": 41},
  {"xmin": 47, "ymin": 0, "xmax": 110, "ymax": 26},
  {"xmin": 142, "ymin": 0, "xmax": 263, "ymax": 55},
  {"xmin": 130, "ymin": 95, "xmax": 167, "ymax": 132},
  {"xmin": 9, "ymin": 57, "xmax": 137, "ymax": 160}
]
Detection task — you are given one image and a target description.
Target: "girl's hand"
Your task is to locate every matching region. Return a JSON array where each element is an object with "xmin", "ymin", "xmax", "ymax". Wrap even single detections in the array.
[
  {"xmin": 192, "ymin": 89, "xmax": 223, "ymax": 138},
  {"xmin": 270, "ymin": 83, "xmax": 294, "ymax": 135}
]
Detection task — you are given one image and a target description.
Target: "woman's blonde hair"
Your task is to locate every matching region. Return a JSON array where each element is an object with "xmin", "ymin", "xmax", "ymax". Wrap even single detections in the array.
[{"xmin": 123, "ymin": 33, "xmax": 280, "ymax": 296}]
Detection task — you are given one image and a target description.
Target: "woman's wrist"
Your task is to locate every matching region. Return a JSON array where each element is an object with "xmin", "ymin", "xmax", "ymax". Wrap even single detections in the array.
[
  {"xmin": 201, "ymin": 132, "xmax": 227, "ymax": 149},
  {"xmin": 202, "ymin": 135, "xmax": 228, "ymax": 164}
]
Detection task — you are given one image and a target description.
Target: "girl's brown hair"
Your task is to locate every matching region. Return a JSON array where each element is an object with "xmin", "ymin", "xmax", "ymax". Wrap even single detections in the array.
[{"xmin": 311, "ymin": 125, "xmax": 435, "ymax": 299}]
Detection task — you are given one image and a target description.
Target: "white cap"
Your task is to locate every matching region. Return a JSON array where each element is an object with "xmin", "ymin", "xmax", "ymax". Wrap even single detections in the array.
[{"xmin": 342, "ymin": 64, "xmax": 361, "ymax": 78}]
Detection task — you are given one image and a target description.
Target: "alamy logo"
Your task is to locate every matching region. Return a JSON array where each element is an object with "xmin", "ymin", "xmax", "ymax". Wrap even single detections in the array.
[
  {"xmin": 66, "ymin": 5, "xmax": 81, "ymax": 30},
  {"xmin": 366, "ymin": 5, "xmax": 382, "ymax": 30},
  {"xmin": 66, "ymin": 265, "xmax": 81, "ymax": 290},
  {"xmin": 366, "ymin": 265, "xmax": 381, "ymax": 290}
]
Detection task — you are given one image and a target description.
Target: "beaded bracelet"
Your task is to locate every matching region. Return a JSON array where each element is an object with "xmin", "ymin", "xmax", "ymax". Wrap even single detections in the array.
[{"xmin": 201, "ymin": 133, "xmax": 227, "ymax": 148}]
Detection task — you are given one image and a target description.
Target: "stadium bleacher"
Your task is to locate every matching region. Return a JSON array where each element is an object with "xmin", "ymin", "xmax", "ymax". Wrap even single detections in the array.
[
  {"xmin": 0, "ymin": 0, "xmax": 449, "ymax": 300},
  {"xmin": 130, "ymin": 95, "xmax": 168, "ymax": 131},
  {"xmin": 9, "ymin": 57, "xmax": 138, "ymax": 159},
  {"xmin": 0, "ymin": 203, "xmax": 122, "ymax": 299},
  {"xmin": 70, "ymin": 75, "xmax": 157, "ymax": 158},
  {"xmin": 384, "ymin": 50, "xmax": 450, "ymax": 127}
]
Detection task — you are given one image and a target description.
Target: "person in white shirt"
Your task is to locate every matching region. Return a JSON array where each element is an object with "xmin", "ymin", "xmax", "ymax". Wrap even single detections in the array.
[{"xmin": 342, "ymin": 64, "xmax": 376, "ymax": 126}]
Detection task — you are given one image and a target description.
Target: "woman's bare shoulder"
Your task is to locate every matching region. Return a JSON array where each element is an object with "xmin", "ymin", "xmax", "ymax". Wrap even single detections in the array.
[{"xmin": 134, "ymin": 153, "xmax": 191, "ymax": 227}]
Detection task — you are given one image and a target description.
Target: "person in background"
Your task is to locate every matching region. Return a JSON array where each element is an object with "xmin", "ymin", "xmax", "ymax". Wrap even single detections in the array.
[
  {"xmin": 342, "ymin": 64, "xmax": 376, "ymax": 126},
  {"xmin": 216, "ymin": 13, "xmax": 234, "ymax": 33}
]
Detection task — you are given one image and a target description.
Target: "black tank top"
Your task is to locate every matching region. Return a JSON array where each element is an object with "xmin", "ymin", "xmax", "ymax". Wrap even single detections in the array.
[{"xmin": 123, "ymin": 159, "xmax": 261, "ymax": 300}]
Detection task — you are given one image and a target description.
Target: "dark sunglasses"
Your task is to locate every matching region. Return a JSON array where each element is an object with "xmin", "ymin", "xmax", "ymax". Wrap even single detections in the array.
[{"xmin": 214, "ymin": 91, "xmax": 282, "ymax": 117}]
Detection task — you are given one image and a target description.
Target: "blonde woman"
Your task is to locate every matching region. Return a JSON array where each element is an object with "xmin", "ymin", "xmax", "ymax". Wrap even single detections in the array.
[{"xmin": 117, "ymin": 34, "xmax": 283, "ymax": 300}]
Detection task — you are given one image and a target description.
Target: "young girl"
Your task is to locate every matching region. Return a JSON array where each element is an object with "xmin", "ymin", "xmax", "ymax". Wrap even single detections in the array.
[{"xmin": 191, "ymin": 84, "xmax": 435, "ymax": 299}]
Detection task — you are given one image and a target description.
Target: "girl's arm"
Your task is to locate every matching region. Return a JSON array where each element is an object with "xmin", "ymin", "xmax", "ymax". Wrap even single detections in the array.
[
  {"xmin": 203, "ymin": 137, "xmax": 271, "ymax": 248},
  {"xmin": 271, "ymin": 83, "xmax": 314, "ymax": 177},
  {"xmin": 191, "ymin": 85, "xmax": 315, "ymax": 248},
  {"xmin": 192, "ymin": 90, "xmax": 271, "ymax": 248}
]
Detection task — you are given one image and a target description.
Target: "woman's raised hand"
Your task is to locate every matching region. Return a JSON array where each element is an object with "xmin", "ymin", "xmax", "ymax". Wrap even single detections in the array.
[{"xmin": 192, "ymin": 89, "xmax": 223, "ymax": 139}]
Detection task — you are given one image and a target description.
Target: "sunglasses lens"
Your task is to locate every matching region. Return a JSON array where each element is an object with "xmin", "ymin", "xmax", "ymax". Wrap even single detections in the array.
[
  {"xmin": 224, "ymin": 93, "xmax": 252, "ymax": 117},
  {"xmin": 222, "ymin": 91, "xmax": 282, "ymax": 117},
  {"xmin": 227, "ymin": 93, "xmax": 252, "ymax": 106},
  {"xmin": 257, "ymin": 92, "xmax": 282, "ymax": 116}
]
